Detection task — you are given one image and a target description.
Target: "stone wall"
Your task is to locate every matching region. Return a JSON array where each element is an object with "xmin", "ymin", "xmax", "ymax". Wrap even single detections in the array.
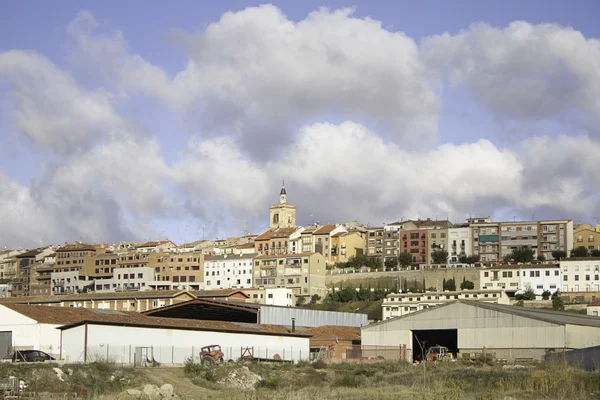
[{"xmin": 326, "ymin": 268, "xmax": 481, "ymax": 290}]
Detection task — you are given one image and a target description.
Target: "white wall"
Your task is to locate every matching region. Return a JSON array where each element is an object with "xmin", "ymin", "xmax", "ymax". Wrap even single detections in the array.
[
  {"xmin": 61, "ymin": 324, "xmax": 310, "ymax": 364},
  {"xmin": 560, "ymin": 260, "xmax": 600, "ymax": 292},
  {"xmin": 204, "ymin": 255, "xmax": 255, "ymax": 290},
  {"xmin": 0, "ymin": 305, "xmax": 62, "ymax": 357},
  {"xmin": 265, "ymin": 288, "xmax": 293, "ymax": 307},
  {"xmin": 519, "ymin": 267, "xmax": 561, "ymax": 298}
]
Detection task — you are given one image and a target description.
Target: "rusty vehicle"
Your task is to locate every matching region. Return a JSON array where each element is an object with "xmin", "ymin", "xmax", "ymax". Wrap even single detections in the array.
[
  {"xmin": 426, "ymin": 346, "xmax": 452, "ymax": 362},
  {"xmin": 200, "ymin": 345, "xmax": 224, "ymax": 366}
]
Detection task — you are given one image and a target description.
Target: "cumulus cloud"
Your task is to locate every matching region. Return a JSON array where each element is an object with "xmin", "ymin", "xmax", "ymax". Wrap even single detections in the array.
[
  {"xmin": 0, "ymin": 50, "xmax": 127, "ymax": 153},
  {"xmin": 422, "ymin": 21, "xmax": 600, "ymax": 129},
  {"xmin": 66, "ymin": 6, "xmax": 440, "ymax": 151},
  {"xmin": 1, "ymin": 8, "xmax": 600, "ymax": 248}
]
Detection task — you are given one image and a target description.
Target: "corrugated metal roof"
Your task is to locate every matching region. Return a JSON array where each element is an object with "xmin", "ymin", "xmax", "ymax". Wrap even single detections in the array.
[{"xmin": 364, "ymin": 300, "xmax": 600, "ymax": 329}]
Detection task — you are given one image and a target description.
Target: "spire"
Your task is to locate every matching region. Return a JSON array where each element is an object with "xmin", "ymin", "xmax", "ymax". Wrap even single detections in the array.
[{"xmin": 280, "ymin": 180, "xmax": 287, "ymax": 195}]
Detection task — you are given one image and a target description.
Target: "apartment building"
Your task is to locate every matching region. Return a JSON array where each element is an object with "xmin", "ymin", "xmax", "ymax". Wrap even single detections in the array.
[
  {"xmin": 14, "ymin": 248, "xmax": 55, "ymax": 297},
  {"xmin": 480, "ymin": 264, "xmax": 561, "ymax": 298},
  {"xmin": 29, "ymin": 253, "xmax": 56, "ymax": 296},
  {"xmin": 243, "ymin": 287, "xmax": 294, "ymax": 306},
  {"xmin": 470, "ymin": 220, "xmax": 573, "ymax": 263},
  {"xmin": 365, "ymin": 227, "xmax": 384, "ymax": 258},
  {"xmin": 560, "ymin": 258, "xmax": 600, "ymax": 293},
  {"xmin": 253, "ymin": 252, "xmax": 327, "ymax": 299},
  {"xmin": 0, "ymin": 250, "xmax": 24, "ymax": 281},
  {"xmin": 152, "ymin": 252, "xmax": 205, "ymax": 290},
  {"xmin": 382, "ymin": 226, "xmax": 400, "ymax": 263},
  {"xmin": 313, "ymin": 224, "xmax": 347, "ymax": 263},
  {"xmin": 382, "ymin": 289, "xmax": 509, "ymax": 319},
  {"xmin": 448, "ymin": 225, "xmax": 472, "ymax": 263},
  {"xmin": 254, "ymin": 227, "xmax": 298, "ymax": 256},
  {"xmin": 136, "ymin": 240, "xmax": 177, "ymax": 253},
  {"xmin": 331, "ymin": 232, "xmax": 365, "ymax": 263},
  {"xmin": 428, "ymin": 228, "xmax": 449, "ymax": 264},
  {"xmin": 300, "ymin": 225, "xmax": 319, "ymax": 253},
  {"xmin": 399, "ymin": 229, "xmax": 428, "ymax": 264},
  {"xmin": 203, "ymin": 253, "xmax": 257, "ymax": 290}
]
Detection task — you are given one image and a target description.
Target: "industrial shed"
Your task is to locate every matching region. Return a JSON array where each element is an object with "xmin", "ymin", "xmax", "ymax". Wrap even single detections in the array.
[
  {"xmin": 362, "ymin": 301, "xmax": 600, "ymax": 362},
  {"xmin": 58, "ymin": 312, "xmax": 310, "ymax": 364},
  {"xmin": 143, "ymin": 298, "xmax": 368, "ymax": 328}
]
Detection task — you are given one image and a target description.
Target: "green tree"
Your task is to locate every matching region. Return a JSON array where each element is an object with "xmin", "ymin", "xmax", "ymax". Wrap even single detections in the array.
[
  {"xmin": 296, "ymin": 296, "xmax": 307, "ymax": 306},
  {"xmin": 571, "ymin": 246, "xmax": 589, "ymax": 258},
  {"xmin": 510, "ymin": 247, "xmax": 535, "ymax": 263},
  {"xmin": 591, "ymin": 249, "xmax": 600, "ymax": 257},
  {"xmin": 460, "ymin": 254, "xmax": 480, "ymax": 264},
  {"xmin": 443, "ymin": 278, "xmax": 456, "ymax": 291},
  {"xmin": 502, "ymin": 254, "xmax": 513, "ymax": 264},
  {"xmin": 398, "ymin": 252, "xmax": 413, "ymax": 269},
  {"xmin": 310, "ymin": 294, "xmax": 321, "ymax": 304},
  {"xmin": 460, "ymin": 279, "xmax": 475, "ymax": 290},
  {"xmin": 551, "ymin": 250, "xmax": 567, "ymax": 260},
  {"xmin": 552, "ymin": 294, "xmax": 565, "ymax": 311},
  {"xmin": 538, "ymin": 254, "xmax": 546, "ymax": 262},
  {"xmin": 384, "ymin": 258, "xmax": 398, "ymax": 269},
  {"xmin": 515, "ymin": 287, "xmax": 536, "ymax": 301},
  {"xmin": 431, "ymin": 250, "xmax": 449, "ymax": 265},
  {"xmin": 541, "ymin": 290, "xmax": 551, "ymax": 300}
]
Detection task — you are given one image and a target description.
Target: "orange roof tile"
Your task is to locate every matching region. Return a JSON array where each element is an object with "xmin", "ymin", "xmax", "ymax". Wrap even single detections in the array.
[{"xmin": 314, "ymin": 224, "xmax": 337, "ymax": 235}]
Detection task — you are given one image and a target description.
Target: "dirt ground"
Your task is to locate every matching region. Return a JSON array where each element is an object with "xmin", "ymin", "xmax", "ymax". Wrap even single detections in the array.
[{"xmin": 137, "ymin": 367, "xmax": 212, "ymax": 399}]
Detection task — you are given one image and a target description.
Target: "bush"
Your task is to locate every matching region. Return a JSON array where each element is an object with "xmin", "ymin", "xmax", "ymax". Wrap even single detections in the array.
[
  {"xmin": 257, "ymin": 376, "xmax": 286, "ymax": 389},
  {"xmin": 552, "ymin": 295, "xmax": 565, "ymax": 311},
  {"xmin": 334, "ymin": 374, "xmax": 364, "ymax": 388},
  {"xmin": 515, "ymin": 287, "xmax": 536, "ymax": 301},
  {"xmin": 541, "ymin": 290, "xmax": 551, "ymax": 300}
]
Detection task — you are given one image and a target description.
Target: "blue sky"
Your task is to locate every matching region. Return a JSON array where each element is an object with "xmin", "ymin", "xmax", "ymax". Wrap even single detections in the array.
[{"xmin": 1, "ymin": 1, "xmax": 599, "ymax": 248}]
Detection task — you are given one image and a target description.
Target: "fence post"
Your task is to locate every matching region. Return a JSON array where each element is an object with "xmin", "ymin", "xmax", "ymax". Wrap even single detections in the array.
[
  {"xmin": 106, "ymin": 344, "xmax": 109, "ymax": 361},
  {"xmin": 129, "ymin": 345, "xmax": 131, "ymax": 365},
  {"xmin": 192, "ymin": 346, "xmax": 194, "ymax": 362},
  {"xmin": 172, "ymin": 345, "xmax": 174, "ymax": 364}
]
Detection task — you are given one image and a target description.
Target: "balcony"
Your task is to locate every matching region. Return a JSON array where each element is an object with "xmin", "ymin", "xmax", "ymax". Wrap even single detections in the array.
[
  {"xmin": 260, "ymin": 269, "xmax": 277, "ymax": 278},
  {"xmin": 285, "ymin": 267, "xmax": 302, "ymax": 276}
]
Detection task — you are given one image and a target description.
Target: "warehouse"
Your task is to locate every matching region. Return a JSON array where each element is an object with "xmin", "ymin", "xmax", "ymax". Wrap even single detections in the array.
[
  {"xmin": 58, "ymin": 312, "xmax": 310, "ymax": 364},
  {"xmin": 143, "ymin": 298, "xmax": 368, "ymax": 328},
  {"xmin": 0, "ymin": 304, "xmax": 90, "ymax": 358},
  {"xmin": 362, "ymin": 301, "xmax": 600, "ymax": 362}
]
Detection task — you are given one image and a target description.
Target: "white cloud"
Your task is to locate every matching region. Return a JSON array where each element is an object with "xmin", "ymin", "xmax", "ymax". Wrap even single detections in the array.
[
  {"xmin": 66, "ymin": 6, "xmax": 440, "ymax": 148},
  {"xmin": 0, "ymin": 50, "xmax": 126, "ymax": 153},
  {"xmin": 422, "ymin": 22, "xmax": 600, "ymax": 127}
]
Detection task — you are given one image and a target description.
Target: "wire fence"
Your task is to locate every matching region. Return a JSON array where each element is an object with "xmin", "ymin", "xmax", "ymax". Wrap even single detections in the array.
[
  {"xmin": 61, "ymin": 344, "xmax": 307, "ymax": 365},
  {"xmin": 346, "ymin": 345, "xmax": 408, "ymax": 361}
]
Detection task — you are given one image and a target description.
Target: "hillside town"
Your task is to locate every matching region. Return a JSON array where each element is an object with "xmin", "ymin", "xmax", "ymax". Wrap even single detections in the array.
[
  {"xmin": 1, "ymin": 182, "xmax": 600, "ymax": 374},
  {"xmin": 1, "ymin": 183, "xmax": 599, "ymax": 309}
]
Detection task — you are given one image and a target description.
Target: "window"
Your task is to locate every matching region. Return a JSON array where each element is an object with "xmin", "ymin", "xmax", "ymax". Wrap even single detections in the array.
[
  {"xmin": 268, "ymin": 294, "xmax": 273, "ymax": 299},
  {"xmin": 575, "ymin": 275, "xmax": 579, "ymax": 281}
]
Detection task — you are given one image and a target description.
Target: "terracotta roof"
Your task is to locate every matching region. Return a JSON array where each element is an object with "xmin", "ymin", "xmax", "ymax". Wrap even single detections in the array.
[
  {"xmin": 16, "ymin": 249, "xmax": 44, "ymax": 258},
  {"xmin": 0, "ymin": 290, "xmax": 194, "ymax": 304},
  {"xmin": 1, "ymin": 304, "xmax": 307, "ymax": 337},
  {"xmin": 138, "ymin": 240, "xmax": 176, "ymax": 248},
  {"xmin": 300, "ymin": 325, "xmax": 360, "ymax": 341},
  {"xmin": 191, "ymin": 289, "xmax": 250, "ymax": 299},
  {"xmin": 271, "ymin": 228, "xmax": 297, "ymax": 238},
  {"xmin": 255, "ymin": 229, "xmax": 276, "ymax": 241},
  {"xmin": 55, "ymin": 245, "xmax": 97, "ymax": 253},
  {"xmin": 236, "ymin": 243, "xmax": 256, "ymax": 249},
  {"xmin": 314, "ymin": 225, "xmax": 337, "ymax": 235}
]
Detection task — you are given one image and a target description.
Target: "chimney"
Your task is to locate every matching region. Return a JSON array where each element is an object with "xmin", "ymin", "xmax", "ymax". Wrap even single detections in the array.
[{"xmin": 291, "ymin": 318, "xmax": 296, "ymax": 333}]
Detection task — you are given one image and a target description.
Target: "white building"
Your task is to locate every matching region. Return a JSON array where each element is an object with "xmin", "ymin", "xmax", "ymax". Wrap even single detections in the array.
[
  {"xmin": 480, "ymin": 264, "xmax": 561, "ymax": 299},
  {"xmin": 0, "ymin": 304, "xmax": 65, "ymax": 358},
  {"xmin": 243, "ymin": 287, "xmax": 294, "ymax": 307},
  {"xmin": 382, "ymin": 289, "xmax": 509, "ymax": 319},
  {"xmin": 203, "ymin": 253, "xmax": 257, "ymax": 290},
  {"xmin": 560, "ymin": 258, "xmax": 600, "ymax": 293},
  {"xmin": 94, "ymin": 267, "xmax": 157, "ymax": 292},
  {"xmin": 59, "ymin": 313, "xmax": 309, "ymax": 364},
  {"xmin": 447, "ymin": 226, "xmax": 472, "ymax": 263}
]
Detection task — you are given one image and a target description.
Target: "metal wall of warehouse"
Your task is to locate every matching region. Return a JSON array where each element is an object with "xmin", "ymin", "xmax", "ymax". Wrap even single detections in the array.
[
  {"xmin": 259, "ymin": 306, "xmax": 368, "ymax": 328},
  {"xmin": 362, "ymin": 302, "xmax": 600, "ymax": 362}
]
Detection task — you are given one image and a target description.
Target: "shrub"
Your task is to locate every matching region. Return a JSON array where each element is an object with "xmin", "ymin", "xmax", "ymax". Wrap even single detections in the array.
[
  {"xmin": 334, "ymin": 374, "xmax": 364, "ymax": 388},
  {"xmin": 541, "ymin": 290, "xmax": 551, "ymax": 300}
]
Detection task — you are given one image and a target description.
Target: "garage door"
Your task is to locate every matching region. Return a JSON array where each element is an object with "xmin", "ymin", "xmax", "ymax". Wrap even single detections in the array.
[{"xmin": 0, "ymin": 331, "xmax": 12, "ymax": 357}]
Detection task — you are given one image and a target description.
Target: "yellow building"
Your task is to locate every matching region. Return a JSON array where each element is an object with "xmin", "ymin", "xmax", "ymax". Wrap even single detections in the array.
[
  {"xmin": 331, "ymin": 232, "xmax": 365, "ymax": 263},
  {"xmin": 253, "ymin": 252, "xmax": 327, "ymax": 300},
  {"xmin": 574, "ymin": 226, "xmax": 600, "ymax": 252}
]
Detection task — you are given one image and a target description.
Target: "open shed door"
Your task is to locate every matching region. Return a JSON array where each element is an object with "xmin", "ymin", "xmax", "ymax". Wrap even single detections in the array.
[{"xmin": 0, "ymin": 331, "xmax": 12, "ymax": 357}]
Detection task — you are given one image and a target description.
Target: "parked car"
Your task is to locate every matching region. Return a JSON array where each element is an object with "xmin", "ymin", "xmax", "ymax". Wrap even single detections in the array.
[{"xmin": 1, "ymin": 350, "xmax": 56, "ymax": 363}]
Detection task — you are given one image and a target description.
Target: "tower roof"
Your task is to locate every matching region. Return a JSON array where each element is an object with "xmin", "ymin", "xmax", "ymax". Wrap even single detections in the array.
[{"xmin": 280, "ymin": 181, "xmax": 287, "ymax": 195}]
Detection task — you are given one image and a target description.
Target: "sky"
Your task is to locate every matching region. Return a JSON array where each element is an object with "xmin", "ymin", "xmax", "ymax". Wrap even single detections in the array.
[{"xmin": 1, "ymin": 1, "xmax": 600, "ymax": 249}]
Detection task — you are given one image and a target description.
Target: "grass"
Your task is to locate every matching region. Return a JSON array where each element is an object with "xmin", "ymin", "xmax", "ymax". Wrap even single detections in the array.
[
  {"xmin": 183, "ymin": 358, "xmax": 600, "ymax": 400},
  {"xmin": 1, "ymin": 358, "xmax": 598, "ymax": 399}
]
